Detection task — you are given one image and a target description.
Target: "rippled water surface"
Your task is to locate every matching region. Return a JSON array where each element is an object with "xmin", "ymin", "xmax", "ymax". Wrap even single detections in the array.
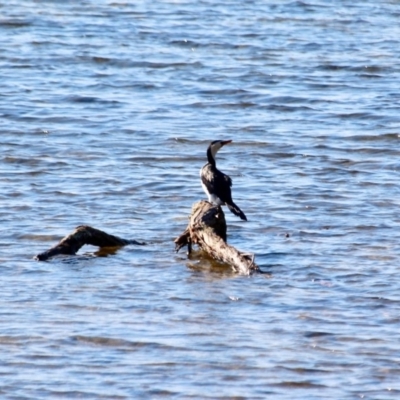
[{"xmin": 2, "ymin": 1, "xmax": 400, "ymax": 398}]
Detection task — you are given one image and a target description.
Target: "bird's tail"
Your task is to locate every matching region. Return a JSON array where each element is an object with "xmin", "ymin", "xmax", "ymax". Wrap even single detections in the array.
[{"xmin": 227, "ymin": 202, "xmax": 247, "ymax": 221}]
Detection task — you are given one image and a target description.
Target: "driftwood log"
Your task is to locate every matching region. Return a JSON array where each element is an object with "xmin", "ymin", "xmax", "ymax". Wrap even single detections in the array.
[
  {"xmin": 35, "ymin": 225, "xmax": 145, "ymax": 261},
  {"xmin": 175, "ymin": 201, "xmax": 260, "ymax": 275}
]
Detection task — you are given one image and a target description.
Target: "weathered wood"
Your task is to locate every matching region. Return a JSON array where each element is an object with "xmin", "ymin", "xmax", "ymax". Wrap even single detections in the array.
[
  {"xmin": 35, "ymin": 225, "xmax": 145, "ymax": 261},
  {"xmin": 174, "ymin": 227, "xmax": 191, "ymax": 254},
  {"xmin": 175, "ymin": 201, "xmax": 259, "ymax": 275}
]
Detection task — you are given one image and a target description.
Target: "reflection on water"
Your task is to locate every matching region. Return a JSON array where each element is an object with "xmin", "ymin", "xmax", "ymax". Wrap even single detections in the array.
[{"xmin": 1, "ymin": 0, "xmax": 400, "ymax": 398}]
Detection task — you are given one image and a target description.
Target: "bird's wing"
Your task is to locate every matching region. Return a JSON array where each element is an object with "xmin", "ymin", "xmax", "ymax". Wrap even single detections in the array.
[
  {"xmin": 201, "ymin": 166, "xmax": 233, "ymax": 204},
  {"xmin": 223, "ymin": 173, "xmax": 232, "ymax": 187},
  {"xmin": 215, "ymin": 172, "xmax": 233, "ymax": 203}
]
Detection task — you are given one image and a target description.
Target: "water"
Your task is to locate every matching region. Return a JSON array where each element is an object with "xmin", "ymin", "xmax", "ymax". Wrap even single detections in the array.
[{"xmin": 1, "ymin": 0, "xmax": 400, "ymax": 398}]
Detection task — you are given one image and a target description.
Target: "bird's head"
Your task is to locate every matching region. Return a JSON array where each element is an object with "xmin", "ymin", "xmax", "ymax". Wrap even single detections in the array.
[{"xmin": 208, "ymin": 139, "xmax": 232, "ymax": 159}]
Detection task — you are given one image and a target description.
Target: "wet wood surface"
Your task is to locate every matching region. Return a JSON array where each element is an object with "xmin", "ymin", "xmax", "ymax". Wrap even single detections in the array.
[
  {"xmin": 175, "ymin": 201, "xmax": 259, "ymax": 275},
  {"xmin": 35, "ymin": 225, "xmax": 145, "ymax": 261}
]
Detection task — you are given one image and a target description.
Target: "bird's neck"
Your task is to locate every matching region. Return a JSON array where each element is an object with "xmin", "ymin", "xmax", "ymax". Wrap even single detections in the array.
[{"xmin": 207, "ymin": 147, "xmax": 216, "ymax": 166}]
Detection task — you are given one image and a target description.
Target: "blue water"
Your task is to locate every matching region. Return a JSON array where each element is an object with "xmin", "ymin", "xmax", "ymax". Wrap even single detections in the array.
[{"xmin": 1, "ymin": 1, "xmax": 400, "ymax": 398}]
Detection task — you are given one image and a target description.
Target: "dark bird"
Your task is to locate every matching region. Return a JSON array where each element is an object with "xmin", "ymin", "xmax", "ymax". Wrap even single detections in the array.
[{"xmin": 200, "ymin": 140, "xmax": 247, "ymax": 221}]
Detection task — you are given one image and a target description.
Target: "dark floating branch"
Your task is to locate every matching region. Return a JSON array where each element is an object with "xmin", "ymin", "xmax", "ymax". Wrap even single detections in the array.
[
  {"xmin": 174, "ymin": 201, "xmax": 260, "ymax": 275},
  {"xmin": 35, "ymin": 225, "xmax": 145, "ymax": 261}
]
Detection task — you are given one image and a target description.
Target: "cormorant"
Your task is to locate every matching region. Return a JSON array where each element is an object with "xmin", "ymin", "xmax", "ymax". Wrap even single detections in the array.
[{"xmin": 200, "ymin": 140, "xmax": 247, "ymax": 221}]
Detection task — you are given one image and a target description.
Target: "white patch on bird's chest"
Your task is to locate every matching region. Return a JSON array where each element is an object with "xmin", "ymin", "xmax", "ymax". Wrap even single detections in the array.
[
  {"xmin": 200, "ymin": 181, "xmax": 224, "ymax": 205},
  {"xmin": 200, "ymin": 164, "xmax": 224, "ymax": 205}
]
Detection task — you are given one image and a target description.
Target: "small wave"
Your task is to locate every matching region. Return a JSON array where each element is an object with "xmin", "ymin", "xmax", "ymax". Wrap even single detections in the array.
[
  {"xmin": 335, "ymin": 112, "xmax": 383, "ymax": 120},
  {"xmin": 348, "ymin": 133, "xmax": 400, "ymax": 142},
  {"xmin": 272, "ymin": 380, "xmax": 327, "ymax": 389},
  {"xmin": 70, "ymin": 335, "xmax": 184, "ymax": 351},
  {"xmin": 0, "ymin": 19, "xmax": 32, "ymax": 28},
  {"xmin": 65, "ymin": 95, "xmax": 121, "ymax": 105}
]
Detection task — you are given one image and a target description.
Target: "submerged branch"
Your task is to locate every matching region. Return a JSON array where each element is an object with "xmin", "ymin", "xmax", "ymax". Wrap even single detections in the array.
[{"xmin": 35, "ymin": 225, "xmax": 145, "ymax": 261}]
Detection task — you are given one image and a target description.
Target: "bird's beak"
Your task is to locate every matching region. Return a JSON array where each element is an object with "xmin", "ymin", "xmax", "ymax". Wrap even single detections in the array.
[{"xmin": 221, "ymin": 140, "xmax": 232, "ymax": 146}]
